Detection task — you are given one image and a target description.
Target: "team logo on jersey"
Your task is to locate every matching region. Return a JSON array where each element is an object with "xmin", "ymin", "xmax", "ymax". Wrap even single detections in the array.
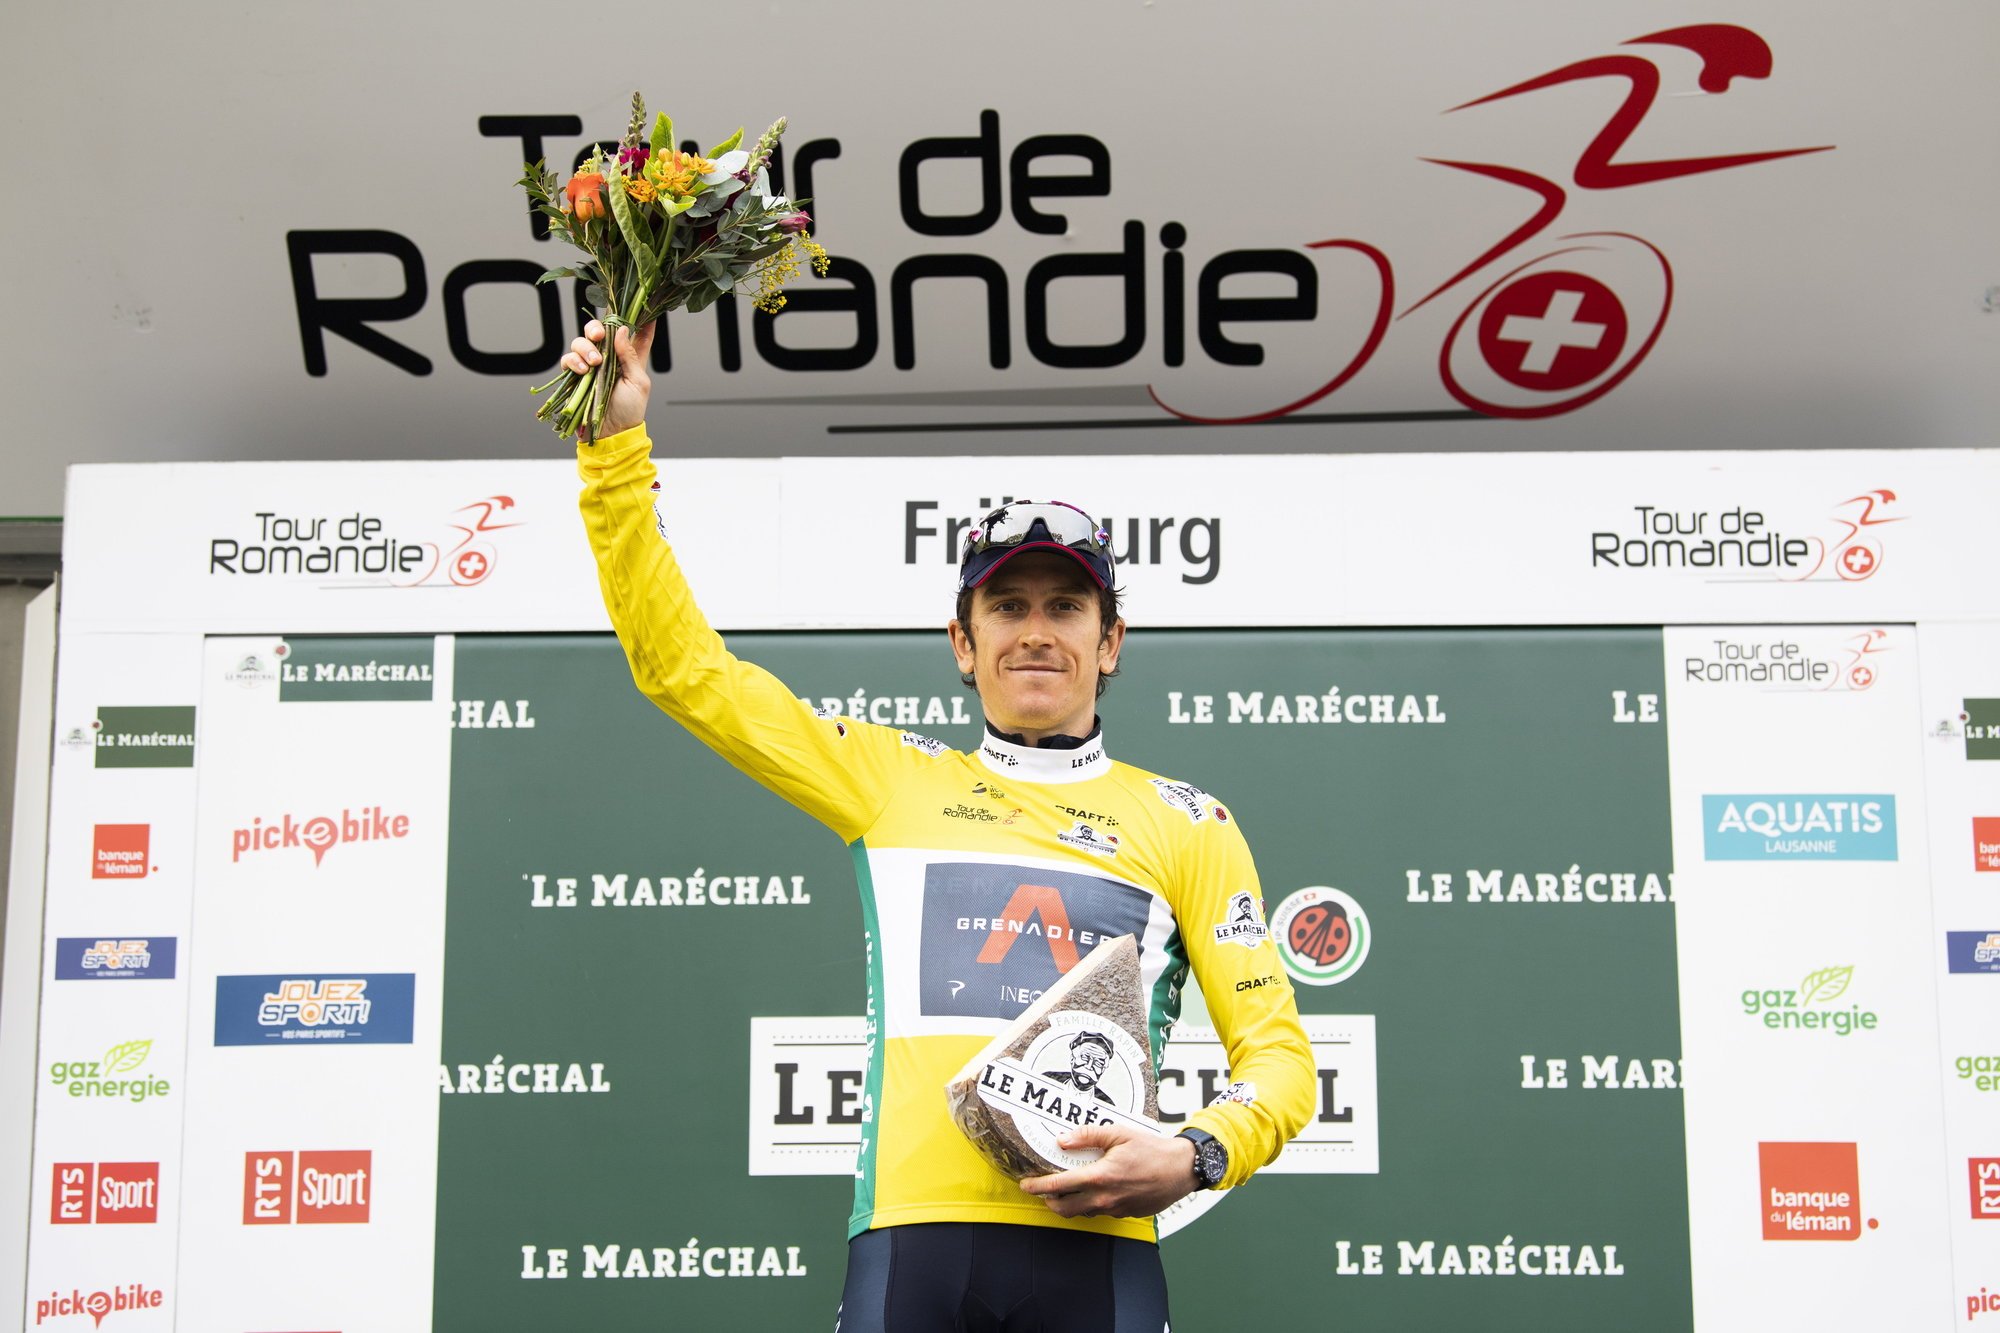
[
  {"xmin": 919, "ymin": 864, "xmax": 1153, "ymax": 1019},
  {"xmin": 1056, "ymin": 821, "xmax": 1119, "ymax": 857},
  {"xmin": 1272, "ymin": 886, "xmax": 1371, "ymax": 986},
  {"xmin": 901, "ymin": 732, "xmax": 948, "ymax": 758},
  {"xmin": 1212, "ymin": 890, "xmax": 1269, "ymax": 948}
]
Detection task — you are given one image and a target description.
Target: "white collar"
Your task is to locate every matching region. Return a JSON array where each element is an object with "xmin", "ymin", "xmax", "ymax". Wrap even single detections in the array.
[{"xmin": 976, "ymin": 728, "xmax": 1111, "ymax": 784}]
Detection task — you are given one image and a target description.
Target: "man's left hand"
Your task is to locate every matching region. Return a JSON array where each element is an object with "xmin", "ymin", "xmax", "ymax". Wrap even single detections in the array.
[{"xmin": 1018, "ymin": 1126, "xmax": 1199, "ymax": 1219}]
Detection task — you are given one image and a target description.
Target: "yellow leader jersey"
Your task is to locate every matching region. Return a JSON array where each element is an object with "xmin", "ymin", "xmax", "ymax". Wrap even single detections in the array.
[{"xmin": 579, "ymin": 425, "xmax": 1316, "ymax": 1243}]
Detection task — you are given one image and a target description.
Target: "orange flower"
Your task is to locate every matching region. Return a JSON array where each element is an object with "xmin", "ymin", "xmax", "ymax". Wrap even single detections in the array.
[{"xmin": 566, "ymin": 172, "xmax": 607, "ymax": 221}]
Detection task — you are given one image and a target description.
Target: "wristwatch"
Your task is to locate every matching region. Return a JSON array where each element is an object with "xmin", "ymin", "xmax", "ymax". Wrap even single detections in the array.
[{"xmin": 1177, "ymin": 1128, "xmax": 1228, "ymax": 1191}]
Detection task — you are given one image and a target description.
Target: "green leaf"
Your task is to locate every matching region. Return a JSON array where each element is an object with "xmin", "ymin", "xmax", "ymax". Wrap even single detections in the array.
[
  {"xmin": 536, "ymin": 266, "xmax": 580, "ymax": 283},
  {"xmin": 584, "ymin": 283, "xmax": 608, "ymax": 311},
  {"xmin": 650, "ymin": 112, "xmax": 675, "ymax": 156},
  {"xmin": 707, "ymin": 126, "xmax": 744, "ymax": 157},
  {"xmin": 606, "ymin": 180, "xmax": 661, "ymax": 285},
  {"xmin": 103, "ymin": 1038, "xmax": 151, "ymax": 1074},
  {"xmin": 1799, "ymin": 965, "xmax": 1853, "ymax": 1006}
]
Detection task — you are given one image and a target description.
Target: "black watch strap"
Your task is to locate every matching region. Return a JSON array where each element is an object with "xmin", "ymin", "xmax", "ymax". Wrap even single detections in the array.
[{"xmin": 1177, "ymin": 1128, "xmax": 1228, "ymax": 1190}]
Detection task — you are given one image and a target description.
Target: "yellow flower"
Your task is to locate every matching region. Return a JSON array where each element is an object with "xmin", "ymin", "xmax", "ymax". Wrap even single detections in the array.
[
  {"xmin": 623, "ymin": 177, "xmax": 658, "ymax": 203},
  {"xmin": 645, "ymin": 150, "xmax": 717, "ymax": 200}
]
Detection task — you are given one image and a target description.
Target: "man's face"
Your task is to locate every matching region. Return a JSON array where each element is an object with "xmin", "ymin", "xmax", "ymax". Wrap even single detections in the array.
[
  {"xmin": 948, "ymin": 551, "xmax": 1124, "ymax": 741},
  {"xmin": 1069, "ymin": 1041, "xmax": 1109, "ymax": 1091}
]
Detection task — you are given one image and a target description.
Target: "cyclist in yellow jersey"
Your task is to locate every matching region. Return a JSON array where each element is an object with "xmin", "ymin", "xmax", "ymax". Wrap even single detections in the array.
[{"xmin": 564, "ymin": 320, "xmax": 1315, "ymax": 1332}]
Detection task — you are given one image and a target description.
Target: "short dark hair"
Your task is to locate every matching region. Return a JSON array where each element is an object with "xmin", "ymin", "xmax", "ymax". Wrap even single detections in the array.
[{"xmin": 954, "ymin": 580, "xmax": 1124, "ymax": 698}]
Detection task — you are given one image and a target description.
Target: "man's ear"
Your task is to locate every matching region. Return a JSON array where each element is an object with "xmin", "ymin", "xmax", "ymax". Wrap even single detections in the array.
[
  {"xmin": 948, "ymin": 619, "xmax": 976, "ymax": 675},
  {"xmin": 1097, "ymin": 617, "xmax": 1126, "ymax": 675}
]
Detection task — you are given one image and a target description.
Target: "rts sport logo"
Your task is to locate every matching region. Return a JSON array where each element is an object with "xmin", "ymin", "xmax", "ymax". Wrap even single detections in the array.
[
  {"xmin": 90, "ymin": 825, "xmax": 151, "ymax": 880},
  {"xmin": 1271, "ymin": 886, "xmax": 1371, "ymax": 986},
  {"xmin": 244, "ymin": 1150, "xmax": 371, "ymax": 1224},
  {"xmin": 230, "ymin": 806, "xmax": 410, "ymax": 868},
  {"xmin": 1760, "ymin": 1141, "xmax": 1867, "ymax": 1241},
  {"xmin": 1974, "ymin": 1159, "xmax": 2000, "ymax": 1222},
  {"xmin": 50, "ymin": 1162, "xmax": 158, "ymax": 1224},
  {"xmin": 53, "ymin": 938, "xmax": 176, "ymax": 981},
  {"xmin": 214, "ymin": 973, "xmax": 416, "ymax": 1045}
]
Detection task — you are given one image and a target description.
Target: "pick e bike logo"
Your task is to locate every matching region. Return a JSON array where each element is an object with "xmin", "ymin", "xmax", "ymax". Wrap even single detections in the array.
[{"xmin": 231, "ymin": 806, "xmax": 410, "ymax": 868}]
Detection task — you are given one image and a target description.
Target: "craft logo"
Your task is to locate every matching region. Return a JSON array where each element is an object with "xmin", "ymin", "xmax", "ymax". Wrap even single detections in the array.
[
  {"xmin": 209, "ymin": 496, "xmax": 520, "ymax": 589},
  {"xmin": 51, "ymin": 1162, "xmax": 159, "ymax": 1225},
  {"xmin": 1702, "ymin": 795, "xmax": 1897, "ymax": 861},
  {"xmin": 1592, "ymin": 490, "xmax": 1900, "ymax": 581},
  {"xmin": 1212, "ymin": 890, "xmax": 1269, "ymax": 948},
  {"xmin": 279, "ymin": 636, "xmax": 438, "ymax": 702},
  {"xmin": 1760, "ymin": 1141, "xmax": 1864, "ymax": 1241},
  {"xmin": 1949, "ymin": 933, "xmax": 2000, "ymax": 975},
  {"xmin": 49, "ymin": 1039, "xmax": 172, "ymax": 1103},
  {"xmin": 243, "ymin": 1150, "xmax": 372, "ymax": 1224},
  {"xmin": 230, "ymin": 807, "xmax": 410, "ymax": 868},
  {"xmin": 1968, "ymin": 701, "xmax": 2000, "ymax": 761},
  {"xmin": 31, "ymin": 1282, "xmax": 164, "ymax": 1328},
  {"xmin": 89, "ymin": 706, "xmax": 196, "ymax": 769},
  {"xmin": 214, "ymin": 973, "xmax": 416, "ymax": 1045},
  {"xmin": 1272, "ymin": 886, "xmax": 1370, "ymax": 986},
  {"xmin": 1055, "ymin": 820, "xmax": 1119, "ymax": 857},
  {"xmin": 91, "ymin": 825, "xmax": 151, "ymax": 879},
  {"xmin": 54, "ymin": 938, "xmax": 176, "ymax": 981},
  {"xmin": 1681, "ymin": 629, "xmax": 1890, "ymax": 693},
  {"xmin": 1740, "ymin": 966, "xmax": 1878, "ymax": 1036},
  {"xmin": 1975, "ymin": 1159, "xmax": 2000, "ymax": 1221},
  {"xmin": 918, "ymin": 864, "xmax": 1152, "ymax": 1019},
  {"xmin": 1979, "ymin": 819, "xmax": 2000, "ymax": 873}
]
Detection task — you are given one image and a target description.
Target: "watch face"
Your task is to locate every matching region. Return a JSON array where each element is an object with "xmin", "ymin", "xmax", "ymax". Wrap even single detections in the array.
[{"xmin": 1196, "ymin": 1140, "xmax": 1227, "ymax": 1189}]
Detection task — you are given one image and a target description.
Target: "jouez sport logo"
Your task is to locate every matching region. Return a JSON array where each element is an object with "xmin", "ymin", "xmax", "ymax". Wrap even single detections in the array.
[{"xmin": 214, "ymin": 973, "xmax": 416, "ymax": 1045}]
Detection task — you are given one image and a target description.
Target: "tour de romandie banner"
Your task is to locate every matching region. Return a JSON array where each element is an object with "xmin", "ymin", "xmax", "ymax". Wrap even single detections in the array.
[{"xmin": 435, "ymin": 626, "xmax": 1684, "ymax": 1330}]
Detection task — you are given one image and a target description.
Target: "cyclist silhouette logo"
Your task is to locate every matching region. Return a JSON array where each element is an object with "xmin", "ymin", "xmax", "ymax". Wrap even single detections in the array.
[
  {"xmin": 393, "ymin": 495, "xmax": 524, "ymax": 588},
  {"xmin": 1150, "ymin": 23, "xmax": 1833, "ymax": 423}
]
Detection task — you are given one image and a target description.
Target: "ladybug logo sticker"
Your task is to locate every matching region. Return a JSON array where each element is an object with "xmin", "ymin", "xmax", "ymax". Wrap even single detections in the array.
[{"xmin": 1271, "ymin": 886, "xmax": 1371, "ymax": 986}]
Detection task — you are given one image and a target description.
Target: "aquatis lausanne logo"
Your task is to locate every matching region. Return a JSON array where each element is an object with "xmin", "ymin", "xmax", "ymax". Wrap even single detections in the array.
[{"xmin": 1702, "ymin": 795, "xmax": 1897, "ymax": 861}]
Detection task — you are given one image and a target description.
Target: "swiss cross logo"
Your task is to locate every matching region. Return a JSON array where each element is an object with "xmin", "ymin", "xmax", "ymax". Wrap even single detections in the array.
[
  {"xmin": 50, "ymin": 1162, "xmax": 159, "ymax": 1224},
  {"xmin": 1760, "ymin": 1141, "xmax": 1864, "ymax": 1240},
  {"xmin": 1976, "ymin": 819, "xmax": 2000, "ymax": 873},
  {"xmin": 1974, "ymin": 1159, "xmax": 2000, "ymax": 1221},
  {"xmin": 242, "ymin": 1150, "xmax": 371, "ymax": 1225},
  {"xmin": 91, "ymin": 825, "xmax": 151, "ymax": 880}
]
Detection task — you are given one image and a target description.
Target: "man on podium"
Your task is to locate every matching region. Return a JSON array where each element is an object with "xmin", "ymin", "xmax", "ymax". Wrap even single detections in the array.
[{"xmin": 566, "ymin": 320, "xmax": 1314, "ymax": 1331}]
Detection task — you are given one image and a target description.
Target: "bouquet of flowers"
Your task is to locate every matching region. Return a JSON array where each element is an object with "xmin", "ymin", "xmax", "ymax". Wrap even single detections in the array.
[{"xmin": 519, "ymin": 93, "xmax": 829, "ymax": 436}]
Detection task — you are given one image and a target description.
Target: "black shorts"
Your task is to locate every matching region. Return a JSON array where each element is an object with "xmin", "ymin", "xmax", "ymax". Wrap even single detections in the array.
[{"xmin": 835, "ymin": 1222, "xmax": 1171, "ymax": 1333}]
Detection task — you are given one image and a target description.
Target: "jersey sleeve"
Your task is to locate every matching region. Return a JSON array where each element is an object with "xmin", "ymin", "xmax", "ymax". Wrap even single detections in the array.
[
  {"xmin": 1172, "ymin": 808, "xmax": 1317, "ymax": 1190},
  {"xmin": 576, "ymin": 423, "xmax": 921, "ymax": 843}
]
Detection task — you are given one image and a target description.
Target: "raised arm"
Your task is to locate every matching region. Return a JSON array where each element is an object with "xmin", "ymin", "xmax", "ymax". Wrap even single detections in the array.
[{"xmin": 569, "ymin": 321, "xmax": 917, "ymax": 841}]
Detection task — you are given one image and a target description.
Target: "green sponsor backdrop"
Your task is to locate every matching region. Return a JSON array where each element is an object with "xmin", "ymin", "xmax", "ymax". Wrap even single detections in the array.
[
  {"xmin": 93, "ymin": 704, "xmax": 197, "ymax": 768},
  {"xmin": 437, "ymin": 628, "xmax": 1684, "ymax": 1331}
]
